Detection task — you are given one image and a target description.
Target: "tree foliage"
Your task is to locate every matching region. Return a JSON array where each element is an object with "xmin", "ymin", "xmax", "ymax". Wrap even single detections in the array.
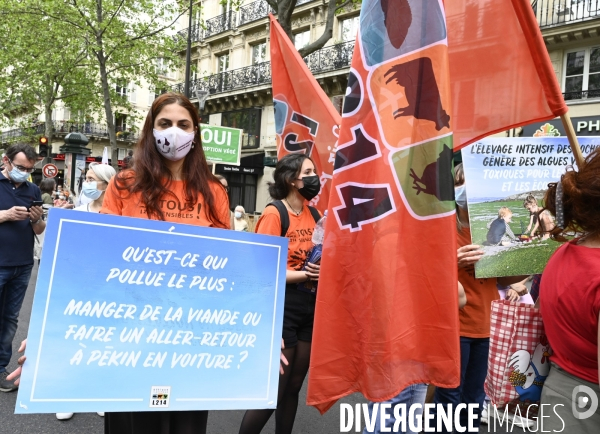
[
  {"xmin": 0, "ymin": 3, "xmax": 95, "ymax": 144},
  {"xmin": 266, "ymin": 0, "xmax": 360, "ymax": 58},
  {"xmin": 0, "ymin": 0, "xmax": 186, "ymax": 166}
]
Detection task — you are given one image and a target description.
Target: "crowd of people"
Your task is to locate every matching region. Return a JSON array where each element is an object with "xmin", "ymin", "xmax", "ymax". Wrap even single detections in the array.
[{"xmin": 0, "ymin": 92, "xmax": 599, "ymax": 433}]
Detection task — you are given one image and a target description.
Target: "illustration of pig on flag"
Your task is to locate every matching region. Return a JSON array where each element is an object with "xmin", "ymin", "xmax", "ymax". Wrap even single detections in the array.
[
  {"xmin": 269, "ymin": 14, "xmax": 341, "ymax": 213},
  {"xmin": 307, "ymin": 0, "xmax": 567, "ymax": 413}
]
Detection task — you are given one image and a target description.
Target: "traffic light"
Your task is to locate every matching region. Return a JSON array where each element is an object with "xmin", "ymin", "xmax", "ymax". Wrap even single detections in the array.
[{"xmin": 38, "ymin": 136, "xmax": 49, "ymax": 157}]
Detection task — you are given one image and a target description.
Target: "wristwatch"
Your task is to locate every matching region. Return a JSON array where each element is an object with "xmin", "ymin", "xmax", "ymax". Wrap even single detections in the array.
[{"xmin": 30, "ymin": 219, "xmax": 40, "ymax": 225}]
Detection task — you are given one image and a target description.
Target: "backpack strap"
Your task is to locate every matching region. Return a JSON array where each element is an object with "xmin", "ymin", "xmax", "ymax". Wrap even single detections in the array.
[
  {"xmin": 265, "ymin": 201, "xmax": 321, "ymax": 237},
  {"xmin": 266, "ymin": 200, "xmax": 290, "ymax": 237},
  {"xmin": 307, "ymin": 206, "xmax": 321, "ymax": 224}
]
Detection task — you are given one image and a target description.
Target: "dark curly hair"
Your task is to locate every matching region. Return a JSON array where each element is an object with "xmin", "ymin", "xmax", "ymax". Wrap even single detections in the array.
[
  {"xmin": 268, "ymin": 154, "xmax": 314, "ymax": 200},
  {"xmin": 544, "ymin": 148, "xmax": 600, "ymax": 241}
]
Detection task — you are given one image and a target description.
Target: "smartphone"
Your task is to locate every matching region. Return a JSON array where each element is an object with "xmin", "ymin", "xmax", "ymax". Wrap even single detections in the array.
[{"xmin": 29, "ymin": 200, "xmax": 43, "ymax": 210}]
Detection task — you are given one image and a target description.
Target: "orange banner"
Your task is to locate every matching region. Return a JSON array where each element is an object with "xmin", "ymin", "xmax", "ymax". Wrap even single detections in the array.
[
  {"xmin": 308, "ymin": 0, "xmax": 460, "ymax": 414},
  {"xmin": 307, "ymin": 0, "xmax": 566, "ymax": 413},
  {"xmin": 269, "ymin": 14, "xmax": 341, "ymax": 213}
]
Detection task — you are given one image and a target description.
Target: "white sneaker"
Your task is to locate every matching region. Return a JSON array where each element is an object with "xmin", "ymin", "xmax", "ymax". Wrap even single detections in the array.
[
  {"xmin": 480, "ymin": 406, "xmax": 488, "ymax": 425},
  {"xmin": 97, "ymin": 412, "xmax": 105, "ymax": 417},
  {"xmin": 56, "ymin": 413, "xmax": 74, "ymax": 420}
]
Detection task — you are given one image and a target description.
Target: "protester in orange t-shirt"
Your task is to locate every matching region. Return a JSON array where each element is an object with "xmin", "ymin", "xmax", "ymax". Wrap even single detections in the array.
[
  {"xmin": 239, "ymin": 154, "xmax": 321, "ymax": 434},
  {"xmin": 432, "ymin": 163, "xmax": 526, "ymax": 432},
  {"xmin": 101, "ymin": 92, "xmax": 229, "ymax": 434},
  {"xmin": 255, "ymin": 204, "xmax": 318, "ymax": 271}
]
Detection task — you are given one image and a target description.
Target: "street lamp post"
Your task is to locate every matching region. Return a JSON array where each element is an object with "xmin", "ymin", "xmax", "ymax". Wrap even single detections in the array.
[{"xmin": 184, "ymin": 0, "xmax": 194, "ymax": 98}]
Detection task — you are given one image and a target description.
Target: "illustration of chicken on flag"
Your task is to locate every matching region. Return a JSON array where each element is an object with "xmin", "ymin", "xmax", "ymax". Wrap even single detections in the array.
[
  {"xmin": 307, "ymin": 0, "xmax": 567, "ymax": 413},
  {"xmin": 269, "ymin": 14, "xmax": 341, "ymax": 213}
]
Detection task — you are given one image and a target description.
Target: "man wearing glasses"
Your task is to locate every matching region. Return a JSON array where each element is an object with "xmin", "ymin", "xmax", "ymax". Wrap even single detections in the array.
[{"xmin": 0, "ymin": 143, "xmax": 45, "ymax": 392}]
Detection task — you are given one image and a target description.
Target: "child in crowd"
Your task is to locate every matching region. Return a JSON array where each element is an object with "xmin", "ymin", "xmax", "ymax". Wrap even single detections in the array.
[
  {"xmin": 523, "ymin": 195, "xmax": 554, "ymax": 240},
  {"xmin": 486, "ymin": 207, "xmax": 517, "ymax": 246}
]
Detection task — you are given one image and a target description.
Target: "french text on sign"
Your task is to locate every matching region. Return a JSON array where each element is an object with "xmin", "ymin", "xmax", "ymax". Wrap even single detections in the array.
[{"xmin": 15, "ymin": 208, "xmax": 287, "ymax": 413}]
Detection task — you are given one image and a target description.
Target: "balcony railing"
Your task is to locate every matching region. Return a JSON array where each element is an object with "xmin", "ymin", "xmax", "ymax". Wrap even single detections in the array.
[
  {"xmin": 1, "ymin": 125, "xmax": 40, "ymax": 144},
  {"xmin": 173, "ymin": 40, "xmax": 355, "ymax": 99},
  {"xmin": 173, "ymin": 61, "xmax": 272, "ymax": 96},
  {"xmin": 54, "ymin": 121, "xmax": 139, "ymax": 141},
  {"xmin": 563, "ymin": 89, "xmax": 600, "ymax": 100},
  {"xmin": 535, "ymin": 0, "xmax": 600, "ymax": 28},
  {"xmin": 180, "ymin": 0, "xmax": 320, "ymax": 41},
  {"xmin": 205, "ymin": 11, "xmax": 235, "ymax": 38},
  {"xmin": 1, "ymin": 121, "xmax": 138, "ymax": 144},
  {"xmin": 239, "ymin": 0, "xmax": 272, "ymax": 26},
  {"xmin": 176, "ymin": 24, "xmax": 203, "ymax": 43},
  {"xmin": 304, "ymin": 41, "xmax": 355, "ymax": 74}
]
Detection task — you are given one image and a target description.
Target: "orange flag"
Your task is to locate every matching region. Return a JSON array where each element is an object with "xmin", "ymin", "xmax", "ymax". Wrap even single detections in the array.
[
  {"xmin": 269, "ymin": 14, "xmax": 341, "ymax": 213},
  {"xmin": 307, "ymin": 0, "xmax": 567, "ymax": 413},
  {"xmin": 447, "ymin": 0, "xmax": 567, "ymax": 149}
]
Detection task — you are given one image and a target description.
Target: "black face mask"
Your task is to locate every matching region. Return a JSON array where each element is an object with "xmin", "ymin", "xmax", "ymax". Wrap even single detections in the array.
[{"xmin": 296, "ymin": 175, "xmax": 321, "ymax": 201}]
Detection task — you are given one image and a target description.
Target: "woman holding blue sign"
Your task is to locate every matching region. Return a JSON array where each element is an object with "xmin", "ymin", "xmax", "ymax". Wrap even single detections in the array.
[
  {"xmin": 239, "ymin": 154, "xmax": 321, "ymax": 434},
  {"xmin": 101, "ymin": 92, "xmax": 230, "ymax": 434}
]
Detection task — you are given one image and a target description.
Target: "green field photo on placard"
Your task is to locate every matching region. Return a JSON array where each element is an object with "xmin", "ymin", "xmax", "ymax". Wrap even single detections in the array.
[{"xmin": 468, "ymin": 200, "xmax": 562, "ymax": 278}]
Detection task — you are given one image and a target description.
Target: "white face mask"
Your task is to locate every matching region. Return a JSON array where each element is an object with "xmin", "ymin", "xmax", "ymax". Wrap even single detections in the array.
[
  {"xmin": 153, "ymin": 126, "xmax": 195, "ymax": 161},
  {"xmin": 455, "ymin": 185, "xmax": 467, "ymax": 209},
  {"xmin": 234, "ymin": 211, "xmax": 242, "ymax": 219}
]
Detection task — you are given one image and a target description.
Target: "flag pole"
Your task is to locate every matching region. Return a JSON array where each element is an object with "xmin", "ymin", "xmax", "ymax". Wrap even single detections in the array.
[{"xmin": 560, "ymin": 112, "xmax": 585, "ymax": 168}]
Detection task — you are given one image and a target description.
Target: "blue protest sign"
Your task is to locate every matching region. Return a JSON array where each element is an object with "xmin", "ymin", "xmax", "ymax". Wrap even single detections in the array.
[{"xmin": 16, "ymin": 208, "xmax": 287, "ymax": 413}]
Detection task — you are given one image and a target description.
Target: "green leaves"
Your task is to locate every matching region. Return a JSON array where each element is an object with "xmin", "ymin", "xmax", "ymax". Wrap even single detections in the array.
[{"xmin": 0, "ymin": 0, "xmax": 185, "ymax": 152}]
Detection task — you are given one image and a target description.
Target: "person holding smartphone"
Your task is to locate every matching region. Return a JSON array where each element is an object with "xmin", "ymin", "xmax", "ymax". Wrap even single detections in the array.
[{"xmin": 0, "ymin": 143, "xmax": 46, "ymax": 392}]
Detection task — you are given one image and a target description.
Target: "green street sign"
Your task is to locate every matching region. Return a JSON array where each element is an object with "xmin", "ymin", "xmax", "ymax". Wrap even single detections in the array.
[{"xmin": 200, "ymin": 124, "xmax": 242, "ymax": 165}]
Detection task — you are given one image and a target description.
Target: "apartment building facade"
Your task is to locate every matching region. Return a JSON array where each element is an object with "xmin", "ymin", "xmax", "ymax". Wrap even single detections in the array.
[
  {"xmin": 523, "ymin": 0, "xmax": 600, "ymax": 136},
  {"xmin": 4, "ymin": 1, "xmax": 598, "ymax": 202},
  {"xmin": 176, "ymin": 0, "xmax": 600, "ymax": 214},
  {"xmin": 173, "ymin": 0, "xmax": 360, "ymax": 213}
]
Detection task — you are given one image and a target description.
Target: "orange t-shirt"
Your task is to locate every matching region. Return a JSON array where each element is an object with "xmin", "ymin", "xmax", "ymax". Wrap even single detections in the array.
[
  {"xmin": 255, "ymin": 204, "xmax": 320, "ymax": 271},
  {"xmin": 458, "ymin": 227, "xmax": 499, "ymax": 338},
  {"xmin": 101, "ymin": 174, "xmax": 230, "ymax": 229}
]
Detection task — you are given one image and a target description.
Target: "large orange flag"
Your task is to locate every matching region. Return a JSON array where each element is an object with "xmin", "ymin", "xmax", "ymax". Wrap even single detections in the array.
[
  {"xmin": 447, "ymin": 0, "xmax": 567, "ymax": 149},
  {"xmin": 269, "ymin": 14, "xmax": 341, "ymax": 213},
  {"xmin": 307, "ymin": 0, "xmax": 567, "ymax": 413}
]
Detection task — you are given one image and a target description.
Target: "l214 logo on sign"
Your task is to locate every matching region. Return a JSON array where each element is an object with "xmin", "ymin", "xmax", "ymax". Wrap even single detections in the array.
[{"xmin": 150, "ymin": 386, "xmax": 171, "ymax": 408}]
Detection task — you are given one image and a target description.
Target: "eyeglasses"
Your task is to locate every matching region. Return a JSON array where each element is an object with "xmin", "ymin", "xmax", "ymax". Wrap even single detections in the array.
[{"xmin": 9, "ymin": 159, "xmax": 35, "ymax": 173}]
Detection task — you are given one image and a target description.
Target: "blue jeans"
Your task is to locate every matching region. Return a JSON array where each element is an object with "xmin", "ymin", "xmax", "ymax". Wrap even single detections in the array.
[
  {"xmin": 363, "ymin": 383, "xmax": 428, "ymax": 433},
  {"xmin": 0, "ymin": 265, "xmax": 33, "ymax": 372},
  {"xmin": 432, "ymin": 337, "xmax": 489, "ymax": 433}
]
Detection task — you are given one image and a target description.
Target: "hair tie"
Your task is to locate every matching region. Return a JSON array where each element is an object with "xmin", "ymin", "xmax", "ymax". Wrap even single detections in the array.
[{"xmin": 555, "ymin": 181, "xmax": 565, "ymax": 229}]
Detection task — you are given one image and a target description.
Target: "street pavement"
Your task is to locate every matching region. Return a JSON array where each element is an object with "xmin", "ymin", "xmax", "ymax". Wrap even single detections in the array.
[{"xmin": 0, "ymin": 264, "xmax": 530, "ymax": 434}]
